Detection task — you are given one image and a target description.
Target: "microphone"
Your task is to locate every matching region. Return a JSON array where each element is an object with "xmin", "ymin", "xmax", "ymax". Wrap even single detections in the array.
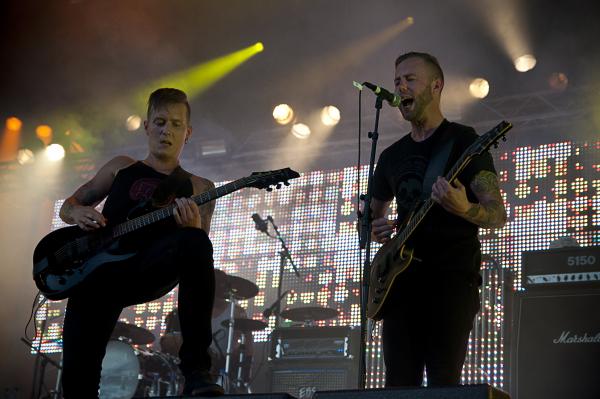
[
  {"xmin": 263, "ymin": 290, "xmax": 290, "ymax": 319},
  {"xmin": 362, "ymin": 82, "xmax": 401, "ymax": 107},
  {"xmin": 252, "ymin": 213, "xmax": 269, "ymax": 234}
]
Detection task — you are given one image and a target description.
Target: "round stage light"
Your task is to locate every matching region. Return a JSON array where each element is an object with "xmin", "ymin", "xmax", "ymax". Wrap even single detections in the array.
[
  {"xmin": 321, "ymin": 106, "xmax": 341, "ymax": 126},
  {"xmin": 514, "ymin": 54, "xmax": 537, "ymax": 72},
  {"xmin": 17, "ymin": 148, "xmax": 35, "ymax": 165},
  {"xmin": 126, "ymin": 115, "xmax": 142, "ymax": 131},
  {"xmin": 6, "ymin": 117, "xmax": 22, "ymax": 131},
  {"xmin": 291, "ymin": 123, "xmax": 311, "ymax": 139},
  {"xmin": 254, "ymin": 42, "xmax": 264, "ymax": 52},
  {"xmin": 469, "ymin": 78, "xmax": 490, "ymax": 99},
  {"xmin": 273, "ymin": 104, "xmax": 294, "ymax": 125},
  {"xmin": 46, "ymin": 143, "xmax": 65, "ymax": 161},
  {"xmin": 36, "ymin": 125, "xmax": 53, "ymax": 145}
]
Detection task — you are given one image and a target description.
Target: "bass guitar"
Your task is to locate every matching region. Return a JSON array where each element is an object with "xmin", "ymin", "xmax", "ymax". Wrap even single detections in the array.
[
  {"xmin": 367, "ymin": 121, "xmax": 512, "ymax": 320},
  {"xmin": 33, "ymin": 168, "xmax": 300, "ymax": 300}
]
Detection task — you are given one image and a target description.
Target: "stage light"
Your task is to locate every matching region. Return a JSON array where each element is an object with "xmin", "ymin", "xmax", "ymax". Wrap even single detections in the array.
[
  {"xmin": 291, "ymin": 123, "xmax": 311, "ymax": 139},
  {"xmin": 320, "ymin": 106, "xmax": 341, "ymax": 126},
  {"xmin": 17, "ymin": 148, "xmax": 35, "ymax": 165},
  {"xmin": 549, "ymin": 72, "xmax": 568, "ymax": 91},
  {"xmin": 514, "ymin": 54, "xmax": 536, "ymax": 72},
  {"xmin": 126, "ymin": 115, "xmax": 142, "ymax": 131},
  {"xmin": 36, "ymin": 125, "xmax": 53, "ymax": 146},
  {"xmin": 46, "ymin": 144, "xmax": 65, "ymax": 161},
  {"xmin": 469, "ymin": 78, "xmax": 490, "ymax": 99},
  {"xmin": 6, "ymin": 117, "xmax": 22, "ymax": 131},
  {"xmin": 273, "ymin": 104, "xmax": 294, "ymax": 125},
  {"xmin": 135, "ymin": 42, "xmax": 265, "ymax": 106},
  {"xmin": 254, "ymin": 42, "xmax": 264, "ymax": 52}
]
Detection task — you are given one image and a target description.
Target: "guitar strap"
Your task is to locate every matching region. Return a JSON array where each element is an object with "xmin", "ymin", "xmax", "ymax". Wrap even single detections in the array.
[
  {"xmin": 151, "ymin": 165, "xmax": 192, "ymax": 207},
  {"xmin": 420, "ymin": 121, "xmax": 456, "ymax": 200}
]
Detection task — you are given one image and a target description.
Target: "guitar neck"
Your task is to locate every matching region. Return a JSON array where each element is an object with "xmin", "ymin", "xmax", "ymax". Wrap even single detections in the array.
[{"xmin": 112, "ymin": 177, "xmax": 250, "ymax": 238}]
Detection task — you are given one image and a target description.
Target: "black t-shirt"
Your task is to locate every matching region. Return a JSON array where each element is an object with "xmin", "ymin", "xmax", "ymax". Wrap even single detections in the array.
[
  {"xmin": 103, "ymin": 161, "xmax": 193, "ymax": 225},
  {"xmin": 372, "ymin": 119, "xmax": 496, "ymax": 276}
]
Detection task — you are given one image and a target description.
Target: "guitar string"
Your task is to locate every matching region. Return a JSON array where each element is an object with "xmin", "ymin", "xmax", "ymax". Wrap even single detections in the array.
[{"xmin": 49, "ymin": 177, "xmax": 253, "ymax": 264}]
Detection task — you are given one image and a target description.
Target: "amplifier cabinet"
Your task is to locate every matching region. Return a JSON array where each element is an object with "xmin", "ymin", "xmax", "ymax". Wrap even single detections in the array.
[
  {"xmin": 510, "ymin": 288, "xmax": 600, "ymax": 399},
  {"xmin": 269, "ymin": 359, "xmax": 358, "ymax": 399}
]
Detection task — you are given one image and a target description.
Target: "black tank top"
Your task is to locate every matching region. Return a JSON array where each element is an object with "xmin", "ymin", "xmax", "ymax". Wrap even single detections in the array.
[{"xmin": 102, "ymin": 161, "xmax": 194, "ymax": 226}]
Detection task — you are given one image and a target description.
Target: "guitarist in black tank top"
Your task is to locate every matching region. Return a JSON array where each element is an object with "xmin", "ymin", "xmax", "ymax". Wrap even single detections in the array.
[
  {"xmin": 369, "ymin": 53, "xmax": 507, "ymax": 387},
  {"xmin": 58, "ymin": 88, "xmax": 224, "ymax": 397}
]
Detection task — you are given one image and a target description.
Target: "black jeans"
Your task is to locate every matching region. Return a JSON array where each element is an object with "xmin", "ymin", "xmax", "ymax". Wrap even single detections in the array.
[
  {"xmin": 381, "ymin": 269, "xmax": 480, "ymax": 387},
  {"xmin": 61, "ymin": 227, "xmax": 215, "ymax": 398}
]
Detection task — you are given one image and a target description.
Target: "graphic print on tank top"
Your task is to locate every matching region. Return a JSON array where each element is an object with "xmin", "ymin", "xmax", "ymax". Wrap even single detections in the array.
[
  {"xmin": 392, "ymin": 154, "xmax": 428, "ymax": 222},
  {"xmin": 129, "ymin": 178, "xmax": 161, "ymax": 202}
]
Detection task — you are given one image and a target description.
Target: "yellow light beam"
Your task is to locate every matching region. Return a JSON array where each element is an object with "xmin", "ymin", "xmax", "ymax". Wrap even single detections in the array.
[{"xmin": 134, "ymin": 42, "xmax": 264, "ymax": 110}]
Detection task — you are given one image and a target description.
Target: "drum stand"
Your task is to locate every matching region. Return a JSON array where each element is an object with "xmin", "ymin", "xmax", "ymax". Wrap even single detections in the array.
[{"xmin": 222, "ymin": 290, "xmax": 237, "ymax": 394}]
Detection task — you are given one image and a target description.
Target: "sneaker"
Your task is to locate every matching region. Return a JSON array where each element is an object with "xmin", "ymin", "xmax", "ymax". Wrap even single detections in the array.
[{"xmin": 182, "ymin": 370, "xmax": 225, "ymax": 397}]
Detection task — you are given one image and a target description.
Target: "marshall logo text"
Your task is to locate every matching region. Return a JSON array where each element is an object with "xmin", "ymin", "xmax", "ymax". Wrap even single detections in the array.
[{"xmin": 553, "ymin": 330, "xmax": 600, "ymax": 344}]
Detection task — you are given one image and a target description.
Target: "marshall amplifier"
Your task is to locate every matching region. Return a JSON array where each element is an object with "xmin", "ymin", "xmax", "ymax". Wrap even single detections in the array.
[
  {"xmin": 521, "ymin": 246, "xmax": 600, "ymax": 287},
  {"xmin": 510, "ymin": 287, "xmax": 600, "ymax": 399}
]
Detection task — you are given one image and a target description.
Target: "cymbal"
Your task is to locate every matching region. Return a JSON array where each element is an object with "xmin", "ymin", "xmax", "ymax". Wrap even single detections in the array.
[
  {"xmin": 111, "ymin": 321, "xmax": 155, "ymax": 345},
  {"xmin": 280, "ymin": 307, "xmax": 338, "ymax": 322},
  {"xmin": 221, "ymin": 318, "xmax": 268, "ymax": 332},
  {"xmin": 214, "ymin": 269, "xmax": 259, "ymax": 300}
]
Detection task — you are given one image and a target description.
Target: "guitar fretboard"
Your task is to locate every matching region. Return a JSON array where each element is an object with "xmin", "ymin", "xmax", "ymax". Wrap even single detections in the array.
[{"xmin": 111, "ymin": 177, "xmax": 251, "ymax": 238}]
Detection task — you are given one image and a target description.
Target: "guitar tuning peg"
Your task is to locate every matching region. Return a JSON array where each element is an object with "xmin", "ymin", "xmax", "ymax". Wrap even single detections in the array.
[
  {"xmin": 493, "ymin": 143, "xmax": 498, "ymax": 149},
  {"xmin": 502, "ymin": 136, "xmax": 507, "ymax": 141},
  {"xmin": 276, "ymin": 183, "xmax": 282, "ymax": 189},
  {"xmin": 284, "ymin": 181, "xmax": 290, "ymax": 186},
  {"xmin": 266, "ymin": 187, "xmax": 273, "ymax": 192}
]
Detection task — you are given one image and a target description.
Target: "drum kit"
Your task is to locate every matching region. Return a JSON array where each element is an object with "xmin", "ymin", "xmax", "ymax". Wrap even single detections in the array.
[{"xmin": 98, "ymin": 269, "xmax": 339, "ymax": 398}]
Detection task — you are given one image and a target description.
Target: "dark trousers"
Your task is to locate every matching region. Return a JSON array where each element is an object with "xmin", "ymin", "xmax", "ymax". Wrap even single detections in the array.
[
  {"xmin": 381, "ymin": 270, "xmax": 480, "ymax": 387},
  {"xmin": 61, "ymin": 227, "xmax": 215, "ymax": 398}
]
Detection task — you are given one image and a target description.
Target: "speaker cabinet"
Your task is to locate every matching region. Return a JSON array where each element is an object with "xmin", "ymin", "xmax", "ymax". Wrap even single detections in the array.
[
  {"xmin": 269, "ymin": 360, "xmax": 358, "ymax": 398},
  {"xmin": 511, "ymin": 288, "xmax": 600, "ymax": 399}
]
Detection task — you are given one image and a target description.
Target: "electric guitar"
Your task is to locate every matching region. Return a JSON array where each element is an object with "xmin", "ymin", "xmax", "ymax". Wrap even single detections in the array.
[
  {"xmin": 367, "ymin": 121, "xmax": 513, "ymax": 320},
  {"xmin": 33, "ymin": 168, "xmax": 300, "ymax": 300}
]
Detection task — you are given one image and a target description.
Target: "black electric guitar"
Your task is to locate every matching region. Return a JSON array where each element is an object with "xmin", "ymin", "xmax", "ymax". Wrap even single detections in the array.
[
  {"xmin": 367, "ymin": 121, "xmax": 513, "ymax": 320},
  {"xmin": 33, "ymin": 168, "xmax": 300, "ymax": 300}
]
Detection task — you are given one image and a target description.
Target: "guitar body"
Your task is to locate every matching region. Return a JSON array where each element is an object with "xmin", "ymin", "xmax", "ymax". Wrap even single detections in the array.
[
  {"xmin": 367, "ymin": 235, "xmax": 414, "ymax": 320},
  {"xmin": 33, "ymin": 226, "xmax": 136, "ymax": 300}
]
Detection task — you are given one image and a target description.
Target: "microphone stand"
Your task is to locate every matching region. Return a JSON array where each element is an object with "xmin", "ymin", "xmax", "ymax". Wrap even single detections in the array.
[
  {"xmin": 357, "ymin": 95, "xmax": 384, "ymax": 390},
  {"xmin": 266, "ymin": 216, "xmax": 300, "ymax": 330}
]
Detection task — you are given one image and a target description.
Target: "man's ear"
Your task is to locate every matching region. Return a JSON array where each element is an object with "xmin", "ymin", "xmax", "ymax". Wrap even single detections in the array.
[
  {"xmin": 143, "ymin": 120, "xmax": 149, "ymax": 135},
  {"xmin": 432, "ymin": 78, "xmax": 443, "ymax": 94},
  {"xmin": 185, "ymin": 126, "xmax": 192, "ymax": 143}
]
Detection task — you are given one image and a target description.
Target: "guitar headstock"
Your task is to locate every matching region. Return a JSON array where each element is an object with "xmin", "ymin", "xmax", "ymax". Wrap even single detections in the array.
[
  {"xmin": 468, "ymin": 120, "xmax": 513, "ymax": 157},
  {"xmin": 247, "ymin": 167, "xmax": 300, "ymax": 191}
]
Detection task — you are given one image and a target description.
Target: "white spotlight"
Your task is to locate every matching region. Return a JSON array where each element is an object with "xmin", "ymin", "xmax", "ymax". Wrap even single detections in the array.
[
  {"xmin": 320, "ymin": 106, "xmax": 341, "ymax": 126},
  {"xmin": 17, "ymin": 148, "xmax": 35, "ymax": 165},
  {"xmin": 469, "ymin": 78, "xmax": 490, "ymax": 99},
  {"xmin": 126, "ymin": 115, "xmax": 142, "ymax": 131},
  {"xmin": 514, "ymin": 54, "xmax": 537, "ymax": 72},
  {"xmin": 46, "ymin": 144, "xmax": 66, "ymax": 161},
  {"xmin": 273, "ymin": 104, "xmax": 294, "ymax": 125},
  {"xmin": 291, "ymin": 123, "xmax": 311, "ymax": 139}
]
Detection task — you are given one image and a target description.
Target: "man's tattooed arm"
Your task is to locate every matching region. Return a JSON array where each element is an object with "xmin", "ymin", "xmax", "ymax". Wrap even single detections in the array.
[{"xmin": 463, "ymin": 170, "xmax": 507, "ymax": 229}]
